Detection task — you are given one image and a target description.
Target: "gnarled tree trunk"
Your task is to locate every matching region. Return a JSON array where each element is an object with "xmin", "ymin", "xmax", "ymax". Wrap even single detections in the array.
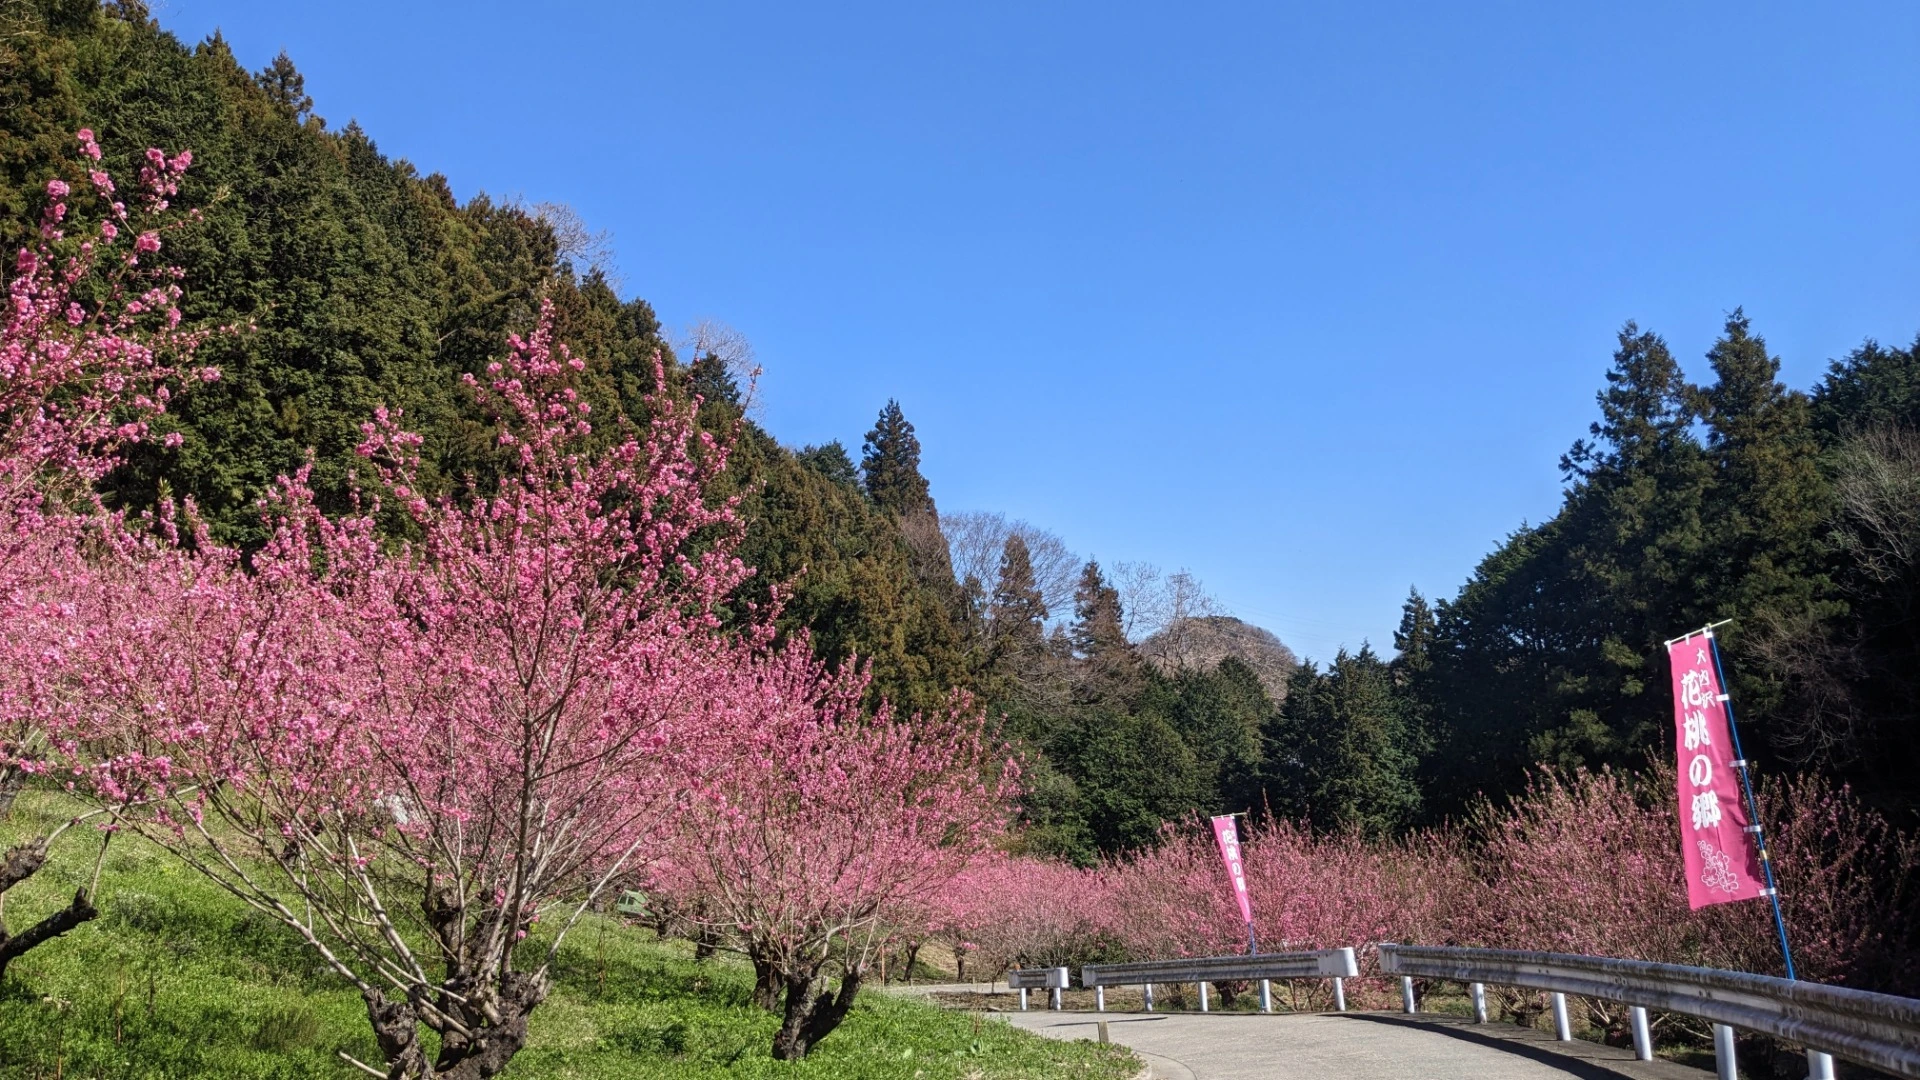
[
  {"xmin": 0, "ymin": 837, "xmax": 99, "ymax": 982},
  {"xmin": 358, "ymin": 970, "xmax": 548, "ymax": 1080},
  {"xmin": 750, "ymin": 952, "xmax": 783, "ymax": 1011},
  {"xmin": 0, "ymin": 764, "xmax": 27, "ymax": 821},
  {"xmin": 770, "ymin": 967, "xmax": 863, "ymax": 1060}
]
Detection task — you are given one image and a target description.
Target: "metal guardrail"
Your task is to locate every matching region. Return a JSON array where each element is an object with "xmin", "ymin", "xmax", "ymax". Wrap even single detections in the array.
[
  {"xmin": 1081, "ymin": 947, "xmax": 1359, "ymax": 1013},
  {"xmin": 1007, "ymin": 966, "xmax": 1070, "ymax": 1010},
  {"xmin": 1378, "ymin": 944, "xmax": 1920, "ymax": 1080}
]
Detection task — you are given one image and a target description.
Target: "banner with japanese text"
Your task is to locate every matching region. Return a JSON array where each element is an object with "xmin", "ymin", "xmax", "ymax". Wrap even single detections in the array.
[
  {"xmin": 1667, "ymin": 636, "xmax": 1764, "ymax": 909},
  {"xmin": 1210, "ymin": 814, "xmax": 1255, "ymax": 926}
]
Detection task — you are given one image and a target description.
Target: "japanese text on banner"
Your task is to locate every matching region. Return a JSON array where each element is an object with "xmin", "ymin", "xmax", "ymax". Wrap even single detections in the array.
[
  {"xmin": 1210, "ymin": 814, "xmax": 1254, "ymax": 925},
  {"xmin": 1666, "ymin": 636, "xmax": 1763, "ymax": 910}
]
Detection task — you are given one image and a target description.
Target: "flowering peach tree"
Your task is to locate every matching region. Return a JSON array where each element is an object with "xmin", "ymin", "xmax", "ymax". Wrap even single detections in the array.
[
  {"xmin": 0, "ymin": 130, "xmax": 210, "ymax": 977},
  {"xmin": 27, "ymin": 300, "xmax": 768, "ymax": 1078},
  {"xmin": 654, "ymin": 672, "xmax": 1011, "ymax": 1059}
]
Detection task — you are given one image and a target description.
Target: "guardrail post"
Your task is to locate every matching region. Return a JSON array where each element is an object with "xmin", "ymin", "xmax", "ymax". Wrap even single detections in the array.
[
  {"xmin": 1019, "ymin": 987, "xmax": 1029, "ymax": 1012},
  {"xmin": 1713, "ymin": 1023, "xmax": 1737, "ymax": 1080},
  {"xmin": 1629, "ymin": 1006, "xmax": 1653, "ymax": 1061},
  {"xmin": 1260, "ymin": 978, "xmax": 1272, "ymax": 1013},
  {"xmin": 1050, "ymin": 985, "xmax": 1062, "ymax": 1011},
  {"xmin": 1095, "ymin": 986, "xmax": 1105, "ymax": 1012},
  {"xmin": 1333, "ymin": 976, "xmax": 1346, "ymax": 1012},
  {"xmin": 1199, "ymin": 981, "xmax": 1210, "ymax": 1012},
  {"xmin": 1470, "ymin": 982, "xmax": 1487, "ymax": 1023},
  {"xmin": 1363, "ymin": 942, "xmax": 1920, "ymax": 1079},
  {"xmin": 1144, "ymin": 983, "xmax": 1154, "ymax": 1012}
]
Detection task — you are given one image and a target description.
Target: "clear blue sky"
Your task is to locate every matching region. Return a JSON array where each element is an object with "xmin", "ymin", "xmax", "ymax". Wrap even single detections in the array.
[{"xmin": 161, "ymin": 1, "xmax": 1918, "ymax": 661}]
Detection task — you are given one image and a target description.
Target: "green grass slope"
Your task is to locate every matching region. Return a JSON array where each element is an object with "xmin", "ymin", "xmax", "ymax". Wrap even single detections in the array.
[{"xmin": 0, "ymin": 796, "xmax": 1135, "ymax": 1079}]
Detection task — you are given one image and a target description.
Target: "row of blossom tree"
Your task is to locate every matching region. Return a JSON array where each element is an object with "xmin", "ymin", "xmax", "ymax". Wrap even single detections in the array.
[
  {"xmin": 936, "ymin": 762, "xmax": 1918, "ymax": 1034},
  {"xmin": 10, "ymin": 132, "xmax": 1914, "ymax": 1079},
  {"xmin": 0, "ymin": 136, "xmax": 1011, "ymax": 1078}
]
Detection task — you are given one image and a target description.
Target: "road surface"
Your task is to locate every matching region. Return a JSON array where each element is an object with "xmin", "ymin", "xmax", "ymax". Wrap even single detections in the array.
[{"xmin": 889, "ymin": 985, "xmax": 1714, "ymax": 1080}]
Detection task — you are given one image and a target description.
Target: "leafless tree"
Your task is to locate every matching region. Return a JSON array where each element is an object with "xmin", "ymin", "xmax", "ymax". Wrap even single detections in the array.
[
  {"xmin": 1831, "ymin": 426, "xmax": 1920, "ymax": 587},
  {"xmin": 940, "ymin": 511, "xmax": 1080, "ymax": 620},
  {"xmin": 1750, "ymin": 426, "xmax": 1920, "ymax": 765},
  {"xmin": 524, "ymin": 200, "xmax": 618, "ymax": 283},
  {"xmin": 1111, "ymin": 562, "xmax": 1219, "ymax": 645},
  {"xmin": 679, "ymin": 319, "xmax": 764, "ymax": 416},
  {"xmin": 897, "ymin": 509, "xmax": 958, "ymax": 591}
]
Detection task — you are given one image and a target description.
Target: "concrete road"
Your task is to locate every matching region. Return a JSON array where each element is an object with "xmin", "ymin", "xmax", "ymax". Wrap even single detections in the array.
[{"xmin": 996, "ymin": 1011, "xmax": 1717, "ymax": 1080}]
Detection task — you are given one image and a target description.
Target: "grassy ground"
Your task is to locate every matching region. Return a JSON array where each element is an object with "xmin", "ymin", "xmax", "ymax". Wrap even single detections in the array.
[{"xmin": 0, "ymin": 795, "xmax": 1138, "ymax": 1080}]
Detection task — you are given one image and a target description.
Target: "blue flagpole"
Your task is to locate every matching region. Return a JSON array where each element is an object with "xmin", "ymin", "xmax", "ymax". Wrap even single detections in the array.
[{"xmin": 1704, "ymin": 629, "xmax": 1797, "ymax": 981}]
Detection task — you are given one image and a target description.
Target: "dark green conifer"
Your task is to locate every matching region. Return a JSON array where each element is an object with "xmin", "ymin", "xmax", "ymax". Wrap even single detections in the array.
[
  {"xmin": 1699, "ymin": 310, "xmax": 1835, "ymax": 632},
  {"xmin": 1070, "ymin": 560, "xmax": 1128, "ymax": 660},
  {"xmin": 254, "ymin": 52, "xmax": 313, "ymax": 121},
  {"xmin": 1812, "ymin": 335, "xmax": 1920, "ymax": 437},
  {"xmin": 1069, "ymin": 560, "xmax": 1140, "ymax": 704},
  {"xmin": 860, "ymin": 400, "xmax": 933, "ymax": 517},
  {"xmin": 1267, "ymin": 647, "xmax": 1419, "ymax": 837},
  {"xmin": 1390, "ymin": 587, "xmax": 1435, "ymax": 681},
  {"xmin": 690, "ymin": 351, "xmax": 742, "ymax": 408},
  {"xmin": 990, "ymin": 535, "xmax": 1048, "ymax": 651},
  {"xmin": 795, "ymin": 442, "xmax": 859, "ymax": 488}
]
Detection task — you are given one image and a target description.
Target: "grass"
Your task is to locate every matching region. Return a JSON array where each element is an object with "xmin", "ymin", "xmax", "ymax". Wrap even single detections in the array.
[{"xmin": 0, "ymin": 794, "xmax": 1139, "ymax": 1080}]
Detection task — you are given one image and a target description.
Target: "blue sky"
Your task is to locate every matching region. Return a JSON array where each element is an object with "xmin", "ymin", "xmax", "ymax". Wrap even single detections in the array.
[{"xmin": 159, "ymin": 1, "xmax": 1918, "ymax": 661}]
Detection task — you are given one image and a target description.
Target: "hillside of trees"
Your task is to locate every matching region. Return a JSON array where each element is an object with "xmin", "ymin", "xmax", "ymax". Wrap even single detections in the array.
[{"xmin": 5, "ymin": 1, "xmax": 1915, "ymax": 863}]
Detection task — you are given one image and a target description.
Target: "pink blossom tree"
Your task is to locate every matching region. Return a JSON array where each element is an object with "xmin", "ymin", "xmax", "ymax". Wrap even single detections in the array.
[
  {"xmin": 933, "ymin": 856, "xmax": 1117, "ymax": 979},
  {"xmin": 1473, "ymin": 763, "xmax": 1920, "ymax": 1030},
  {"xmin": 655, "ymin": 672, "xmax": 1012, "ymax": 1059},
  {"xmin": 30, "ymin": 303, "xmax": 761, "ymax": 1078},
  {"xmin": 0, "ymin": 130, "xmax": 209, "ymax": 976}
]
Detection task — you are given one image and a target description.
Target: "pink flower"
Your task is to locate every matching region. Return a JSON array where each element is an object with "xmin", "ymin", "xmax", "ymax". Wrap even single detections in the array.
[{"xmin": 46, "ymin": 178, "xmax": 70, "ymax": 199}]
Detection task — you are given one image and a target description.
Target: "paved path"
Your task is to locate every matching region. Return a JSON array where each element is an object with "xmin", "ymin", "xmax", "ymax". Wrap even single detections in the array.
[
  {"xmin": 1002, "ymin": 1011, "xmax": 1717, "ymax": 1080},
  {"xmin": 887, "ymin": 985, "xmax": 1714, "ymax": 1080}
]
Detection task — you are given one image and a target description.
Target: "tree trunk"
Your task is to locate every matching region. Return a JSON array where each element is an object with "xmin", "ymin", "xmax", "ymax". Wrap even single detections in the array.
[
  {"xmin": 0, "ymin": 838, "xmax": 98, "ymax": 982},
  {"xmin": 693, "ymin": 925, "xmax": 717, "ymax": 961},
  {"xmin": 0, "ymin": 765, "xmax": 26, "ymax": 821},
  {"xmin": 358, "ymin": 969, "xmax": 547, "ymax": 1080},
  {"xmin": 903, "ymin": 942, "xmax": 921, "ymax": 985},
  {"xmin": 361, "ymin": 988, "xmax": 433, "ymax": 1080},
  {"xmin": 0, "ymin": 889, "xmax": 98, "ymax": 982},
  {"xmin": 751, "ymin": 954, "xmax": 783, "ymax": 1012},
  {"xmin": 770, "ymin": 967, "xmax": 863, "ymax": 1060},
  {"xmin": 432, "ymin": 970, "xmax": 547, "ymax": 1079}
]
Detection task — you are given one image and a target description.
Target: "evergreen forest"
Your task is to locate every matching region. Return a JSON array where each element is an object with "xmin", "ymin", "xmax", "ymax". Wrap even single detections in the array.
[{"xmin": 5, "ymin": 0, "xmax": 1917, "ymax": 867}]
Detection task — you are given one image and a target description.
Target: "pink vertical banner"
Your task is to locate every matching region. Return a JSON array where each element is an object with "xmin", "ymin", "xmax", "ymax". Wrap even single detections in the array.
[
  {"xmin": 1667, "ymin": 636, "xmax": 1764, "ymax": 910},
  {"xmin": 1210, "ymin": 814, "xmax": 1254, "ymax": 926}
]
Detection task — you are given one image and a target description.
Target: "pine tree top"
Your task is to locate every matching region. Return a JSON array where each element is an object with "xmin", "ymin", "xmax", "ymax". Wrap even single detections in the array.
[{"xmin": 860, "ymin": 400, "xmax": 933, "ymax": 517}]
